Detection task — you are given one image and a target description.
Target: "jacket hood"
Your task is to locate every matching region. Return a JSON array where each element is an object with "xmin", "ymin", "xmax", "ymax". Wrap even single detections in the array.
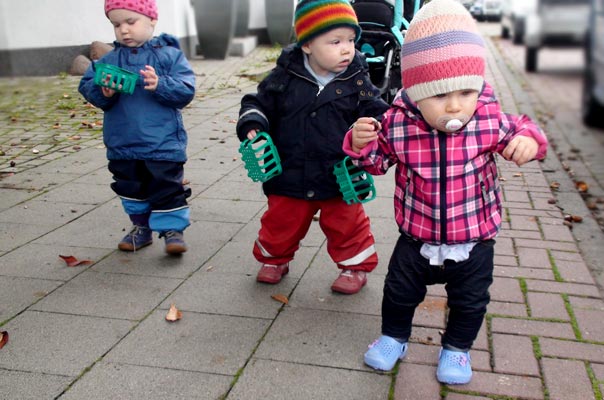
[
  {"xmin": 112, "ymin": 33, "xmax": 181, "ymax": 50},
  {"xmin": 275, "ymin": 44, "xmax": 369, "ymax": 80}
]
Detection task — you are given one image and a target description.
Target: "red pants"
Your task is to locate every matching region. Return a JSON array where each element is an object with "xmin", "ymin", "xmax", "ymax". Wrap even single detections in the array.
[{"xmin": 253, "ymin": 195, "xmax": 378, "ymax": 272}]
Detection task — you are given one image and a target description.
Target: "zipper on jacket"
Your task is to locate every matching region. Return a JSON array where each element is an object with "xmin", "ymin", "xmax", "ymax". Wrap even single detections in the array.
[
  {"xmin": 288, "ymin": 69, "xmax": 362, "ymax": 95},
  {"xmin": 479, "ymin": 171, "xmax": 489, "ymax": 223},
  {"xmin": 438, "ymin": 133, "xmax": 447, "ymax": 244}
]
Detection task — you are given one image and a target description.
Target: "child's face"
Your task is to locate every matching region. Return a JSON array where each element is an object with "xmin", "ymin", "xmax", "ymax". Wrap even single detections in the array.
[
  {"xmin": 416, "ymin": 89, "xmax": 479, "ymax": 133},
  {"xmin": 108, "ymin": 9, "xmax": 157, "ymax": 48},
  {"xmin": 301, "ymin": 27, "xmax": 357, "ymax": 76}
]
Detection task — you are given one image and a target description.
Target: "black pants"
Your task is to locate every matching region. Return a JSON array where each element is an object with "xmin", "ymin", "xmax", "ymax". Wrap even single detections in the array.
[
  {"xmin": 108, "ymin": 160, "xmax": 190, "ymax": 210},
  {"xmin": 381, "ymin": 234, "xmax": 494, "ymax": 351}
]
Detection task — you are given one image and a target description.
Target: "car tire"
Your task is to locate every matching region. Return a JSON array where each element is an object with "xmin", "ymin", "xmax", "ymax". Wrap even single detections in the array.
[
  {"xmin": 525, "ymin": 47, "xmax": 537, "ymax": 72},
  {"xmin": 582, "ymin": 69, "xmax": 604, "ymax": 128},
  {"xmin": 512, "ymin": 20, "xmax": 524, "ymax": 44},
  {"xmin": 501, "ymin": 25, "xmax": 510, "ymax": 39}
]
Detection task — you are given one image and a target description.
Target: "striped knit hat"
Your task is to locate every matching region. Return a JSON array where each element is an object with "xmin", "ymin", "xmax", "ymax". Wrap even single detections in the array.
[
  {"xmin": 294, "ymin": 0, "xmax": 361, "ymax": 47},
  {"xmin": 105, "ymin": 0, "xmax": 158, "ymax": 20},
  {"xmin": 401, "ymin": 0, "xmax": 485, "ymax": 103}
]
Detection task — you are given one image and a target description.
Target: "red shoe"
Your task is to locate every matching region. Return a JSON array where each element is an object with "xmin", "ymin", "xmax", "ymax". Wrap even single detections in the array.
[
  {"xmin": 256, "ymin": 263, "xmax": 289, "ymax": 284},
  {"xmin": 331, "ymin": 270, "xmax": 367, "ymax": 294}
]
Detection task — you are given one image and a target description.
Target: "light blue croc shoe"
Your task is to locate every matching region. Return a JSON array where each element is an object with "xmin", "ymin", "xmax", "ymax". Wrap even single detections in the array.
[
  {"xmin": 364, "ymin": 335, "xmax": 408, "ymax": 371},
  {"xmin": 436, "ymin": 348, "xmax": 472, "ymax": 384}
]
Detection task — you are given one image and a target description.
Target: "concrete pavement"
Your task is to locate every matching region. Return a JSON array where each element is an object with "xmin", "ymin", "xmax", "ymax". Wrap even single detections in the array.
[{"xmin": 1, "ymin": 30, "xmax": 604, "ymax": 399}]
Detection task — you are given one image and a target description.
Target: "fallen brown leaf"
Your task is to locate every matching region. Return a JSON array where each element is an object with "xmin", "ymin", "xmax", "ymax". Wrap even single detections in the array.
[
  {"xmin": 0, "ymin": 331, "xmax": 8, "ymax": 350},
  {"xmin": 513, "ymin": 173, "xmax": 523, "ymax": 177},
  {"xmin": 165, "ymin": 304, "xmax": 182, "ymax": 322},
  {"xmin": 575, "ymin": 181, "xmax": 589, "ymax": 193},
  {"xmin": 550, "ymin": 182, "xmax": 561, "ymax": 190},
  {"xmin": 571, "ymin": 215, "xmax": 583, "ymax": 223},
  {"xmin": 58, "ymin": 255, "xmax": 93, "ymax": 267},
  {"xmin": 271, "ymin": 294, "xmax": 289, "ymax": 305}
]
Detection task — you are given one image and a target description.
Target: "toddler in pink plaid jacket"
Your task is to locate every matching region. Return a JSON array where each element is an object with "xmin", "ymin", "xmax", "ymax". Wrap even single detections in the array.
[{"xmin": 343, "ymin": 0, "xmax": 547, "ymax": 385}]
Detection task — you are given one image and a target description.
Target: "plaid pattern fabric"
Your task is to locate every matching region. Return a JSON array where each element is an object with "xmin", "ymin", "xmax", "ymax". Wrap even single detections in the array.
[{"xmin": 354, "ymin": 83, "xmax": 547, "ymax": 244}]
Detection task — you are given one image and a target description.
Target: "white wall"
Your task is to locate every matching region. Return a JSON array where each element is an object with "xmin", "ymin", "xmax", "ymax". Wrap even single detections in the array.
[
  {"xmin": 0, "ymin": 0, "xmax": 196, "ymax": 50},
  {"xmin": 249, "ymin": 0, "xmax": 267, "ymax": 29}
]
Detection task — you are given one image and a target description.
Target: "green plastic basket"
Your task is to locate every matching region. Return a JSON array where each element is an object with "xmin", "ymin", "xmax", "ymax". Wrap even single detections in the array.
[
  {"xmin": 94, "ymin": 63, "xmax": 138, "ymax": 94},
  {"xmin": 333, "ymin": 156, "xmax": 376, "ymax": 204},
  {"xmin": 239, "ymin": 132, "xmax": 282, "ymax": 182}
]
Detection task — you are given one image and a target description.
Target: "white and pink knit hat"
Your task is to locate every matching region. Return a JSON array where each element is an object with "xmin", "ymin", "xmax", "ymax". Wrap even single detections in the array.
[
  {"xmin": 105, "ymin": 0, "xmax": 158, "ymax": 20},
  {"xmin": 401, "ymin": 0, "xmax": 485, "ymax": 103}
]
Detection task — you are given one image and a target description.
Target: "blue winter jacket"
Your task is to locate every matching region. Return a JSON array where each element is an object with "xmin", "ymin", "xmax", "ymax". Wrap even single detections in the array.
[{"xmin": 78, "ymin": 33, "xmax": 195, "ymax": 162}]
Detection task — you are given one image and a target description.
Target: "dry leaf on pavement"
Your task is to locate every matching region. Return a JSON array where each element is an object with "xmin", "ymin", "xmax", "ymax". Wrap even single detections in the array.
[
  {"xmin": 576, "ymin": 181, "xmax": 589, "ymax": 193},
  {"xmin": 58, "ymin": 255, "xmax": 93, "ymax": 267},
  {"xmin": 271, "ymin": 294, "xmax": 289, "ymax": 305},
  {"xmin": 0, "ymin": 331, "xmax": 8, "ymax": 350},
  {"xmin": 165, "ymin": 304, "xmax": 183, "ymax": 322}
]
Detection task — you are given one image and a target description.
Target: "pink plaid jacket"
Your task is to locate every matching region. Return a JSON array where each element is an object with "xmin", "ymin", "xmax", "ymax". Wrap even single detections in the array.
[{"xmin": 344, "ymin": 83, "xmax": 548, "ymax": 245}]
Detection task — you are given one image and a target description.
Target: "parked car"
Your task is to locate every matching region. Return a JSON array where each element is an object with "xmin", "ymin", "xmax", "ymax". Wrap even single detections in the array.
[
  {"xmin": 482, "ymin": 0, "xmax": 502, "ymax": 21},
  {"xmin": 500, "ymin": 0, "xmax": 536, "ymax": 44},
  {"xmin": 582, "ymin": 0, "xmax": 604, "ymax": 128},
  {"xmin": 524, "ymin": 0, "xmax": 590, "ymax": 72},
  {"xmin": 457, "ymin": 0, "xmax": 474, "ymax": 9},
  {"xmin": 470, "ymin": 0, "xmax": 482, "ymax": 18},
  {"xmin": 470, "ymin": 0, "xmax": 502, "ymax": 21}
]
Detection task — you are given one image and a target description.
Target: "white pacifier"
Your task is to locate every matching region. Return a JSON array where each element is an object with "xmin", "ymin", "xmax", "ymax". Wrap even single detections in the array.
[{"xmin": 445, "ymin": 119, "xmax": 463, "ymax": 131}]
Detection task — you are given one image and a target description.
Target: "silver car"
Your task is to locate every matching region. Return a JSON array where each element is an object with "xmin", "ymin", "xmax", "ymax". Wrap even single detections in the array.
[
  {"xmin": 500, "ymin": 0, "xmax": 536, "ymax": 44},
  {"xmin": 582, "ymin": 0, "xmax": 604, "ymax": 128},
  {"xmin": 524, "ymin": 0, "xmax": 590, "ymax": 72}
]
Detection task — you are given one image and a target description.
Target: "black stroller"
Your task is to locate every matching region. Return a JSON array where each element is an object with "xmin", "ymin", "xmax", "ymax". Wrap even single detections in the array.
[{"xmin": 351, "ymin": 0, "xmax": 425, "ymax": 103}]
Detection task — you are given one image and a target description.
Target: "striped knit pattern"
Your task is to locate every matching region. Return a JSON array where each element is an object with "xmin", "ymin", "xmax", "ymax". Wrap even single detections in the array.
[
  {"xmin": 105, "ymin": 0, "xmax": 158, "ymax": 20},
  {"xmin": 401, "ymin": 0, "xmax": 485, "ymax": 103},
  {"xmin": 294, "ymin": 0, "xmax": 361, "ymax": 46}
]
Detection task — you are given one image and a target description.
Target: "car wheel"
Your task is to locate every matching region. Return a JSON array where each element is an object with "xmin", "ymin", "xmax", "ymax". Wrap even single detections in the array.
[
  {"xmin": 501, "ymin": 25, "xmax": 510, "ymax": 39},
  {"xmin": 582, "ymin": 68, "xmax": 604, "ymax": 128},
  {"xmin": 525, "ymin": 47, "xmax": 537, "ymax": 72},
  {"xmin": 512, "ymin": 20, "xmax": 524, "ymax": 44}
]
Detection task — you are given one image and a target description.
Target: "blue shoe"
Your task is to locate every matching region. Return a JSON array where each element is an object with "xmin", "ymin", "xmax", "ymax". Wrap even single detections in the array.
[
  {"xmin": 159, "ymin": 230, "xmax": 187, "ymax": 254},
  {"xmin": 436, "ymin": 348, "xmax": 472, "ymax": 384},
  {"xmin": 364, "ymin": 335, "xmax": 408, "ymax": 371},
  {"xmin": 118, "ymin": 225, "xmax": 152, "ymax": 251}
]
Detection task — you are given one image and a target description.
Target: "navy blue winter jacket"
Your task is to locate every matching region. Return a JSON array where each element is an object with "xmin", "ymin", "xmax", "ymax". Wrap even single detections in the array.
[
  {"xmin": 79, "ymin": 33, "xmax": 195, "ymax": 162},
  {"xmin": 236, "ymin": 45, "xmax": 389, "ymax": 201}
]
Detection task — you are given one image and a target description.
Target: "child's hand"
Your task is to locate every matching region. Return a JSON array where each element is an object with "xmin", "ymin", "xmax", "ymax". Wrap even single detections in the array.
[
  {"xmin": 502, "ymin": 136, "xmax": 539, "ymax": 166},
  {"xmin": 247, "ymin": 129, "xmax": 259, "ymax": 140},
  {"xmin": 101, "ymin": 86, "xmax": 116, "ymax": 97},
  {"xmin": 140, "ymin": 65, "xmax": 158, "ymax": 91},
  {"xmin": 351, "ymin": 117, "xmax": 380, "ymax": 153}
]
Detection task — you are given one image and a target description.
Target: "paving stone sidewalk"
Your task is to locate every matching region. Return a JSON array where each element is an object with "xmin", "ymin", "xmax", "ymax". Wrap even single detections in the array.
[{"xmin": 1, "ymin": 33, "xmax": 603, "ymax": 399}]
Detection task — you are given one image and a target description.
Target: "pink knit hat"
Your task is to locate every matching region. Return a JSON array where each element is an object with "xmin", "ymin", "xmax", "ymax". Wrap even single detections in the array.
[
  {"xmin": 105, "ymin": 0, "xmax": 158, "ymax": 20},
  {"xmin": 401, "ymin": 0, "xmax": 485, "ymax": 103}
]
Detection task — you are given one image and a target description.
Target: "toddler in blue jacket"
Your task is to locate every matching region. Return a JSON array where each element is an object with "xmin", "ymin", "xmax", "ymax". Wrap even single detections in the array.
[{"xmin": 79, "ymin": 0, "xmax": 196, "ymax": 254}]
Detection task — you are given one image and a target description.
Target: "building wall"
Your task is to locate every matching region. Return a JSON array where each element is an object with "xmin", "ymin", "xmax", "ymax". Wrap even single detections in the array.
[
  {"xmin": 0, "ymin": 0, "xmax": 271, "ymax": 77},
  {"xmin": 0, "ymin": 0, "xmax": 197, "ymax": 76}
]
